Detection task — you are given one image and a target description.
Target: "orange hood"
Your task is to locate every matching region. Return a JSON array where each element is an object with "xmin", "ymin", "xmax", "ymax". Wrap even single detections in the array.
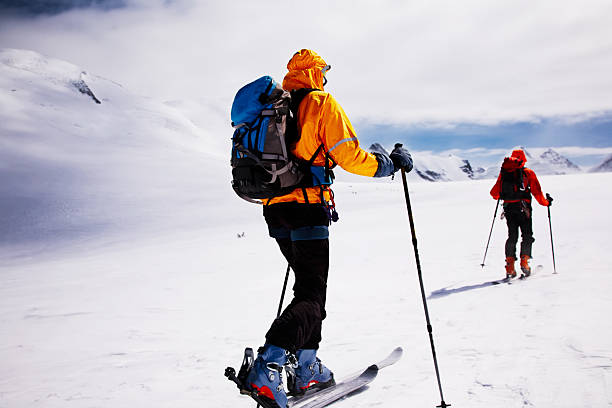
[
  {"xmin": 282, "ymin": 49, "xmax": 328, "ymax": 91},
  {"xmin": 511, "ymin": 149, "xmax": 527, "ymax": 166}
]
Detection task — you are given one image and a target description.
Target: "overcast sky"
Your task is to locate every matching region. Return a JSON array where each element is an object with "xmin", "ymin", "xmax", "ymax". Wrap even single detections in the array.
[{"xmin": 1, "ymin": 0, "xmax": 611, "ymax": 165}]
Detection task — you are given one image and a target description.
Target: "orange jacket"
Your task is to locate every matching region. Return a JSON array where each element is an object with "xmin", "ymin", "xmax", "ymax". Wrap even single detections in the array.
[
  {"xmin": 490, "ymin": 149, "xmax": 550, "ymax": 206},
  {"xmin": 266, "ymin": 50, "xmax": 380, "ymax": 205}
]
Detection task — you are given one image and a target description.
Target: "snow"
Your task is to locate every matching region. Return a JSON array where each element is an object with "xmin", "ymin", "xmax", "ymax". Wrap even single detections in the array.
[{"xmin": 2, "ymin": 49, "xmax": 612, "ymax": 408}]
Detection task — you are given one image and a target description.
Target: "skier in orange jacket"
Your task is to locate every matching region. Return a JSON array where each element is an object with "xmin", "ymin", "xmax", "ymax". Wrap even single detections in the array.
[
  {"xmin": 490, "ymin": 149, "xmax": 553, "ymax": 278},
  {"xmin": 244, "ymin": 49, "xmax": 413, "ymax": 408}
]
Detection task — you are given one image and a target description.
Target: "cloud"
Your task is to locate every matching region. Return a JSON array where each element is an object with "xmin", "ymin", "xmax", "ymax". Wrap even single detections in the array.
[
  {"xmin": 0, "ymin": 0, "xmax": 127, "ymax": 15},
  {"xmin": 0, "ymin": 0, "xmax": 611, "ymax": 127}
]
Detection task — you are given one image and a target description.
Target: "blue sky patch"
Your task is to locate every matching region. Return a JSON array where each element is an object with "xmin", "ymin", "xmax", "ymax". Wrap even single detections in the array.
[{"xmin": 356, "ymin": 113, "xmax": 612, "ymax": 167}]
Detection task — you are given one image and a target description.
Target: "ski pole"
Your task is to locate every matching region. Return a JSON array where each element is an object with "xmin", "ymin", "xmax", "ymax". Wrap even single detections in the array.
[
  {"xmin": 255, "ymin": 264, "xmax": 290, "ymax": 408},
  {"xmin": 546, "ymin": 197, "xmax": 557, "ymax": 274},
  {"xmin": 276, "ymin": 263, "xmax": 291, "ymax": 318},
  {"xmin": 400, "ymin": 168, "xmax": 451, "ymax": 408},
  {"xmin": 481, "ymin": 198, "xmax": 500, "ymax": 268}
]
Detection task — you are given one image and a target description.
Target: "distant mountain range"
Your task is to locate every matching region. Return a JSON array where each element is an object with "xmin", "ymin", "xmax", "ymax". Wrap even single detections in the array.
[
  {"xmin": 409, "ymin": 152, "xmax": 486, "ymax": 182},
  {"xmin": 402, "ymin": 145, "xmax": 612, "ymax": 182}
]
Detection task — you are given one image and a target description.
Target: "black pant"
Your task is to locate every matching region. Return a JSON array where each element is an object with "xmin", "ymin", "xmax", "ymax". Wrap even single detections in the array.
[
  {"xmin": 262, "ymin": 203, "xmax": 330, "ymax": 353},
  {"xmin": 504, "ymin": 202, "xmax": 534, "ymax": 258}
]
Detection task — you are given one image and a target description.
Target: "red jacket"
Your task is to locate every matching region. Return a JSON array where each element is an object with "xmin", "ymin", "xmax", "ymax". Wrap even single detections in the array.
[{"xmin": 490, "ymin": 149, "xmax": 550, "ymax": 206}]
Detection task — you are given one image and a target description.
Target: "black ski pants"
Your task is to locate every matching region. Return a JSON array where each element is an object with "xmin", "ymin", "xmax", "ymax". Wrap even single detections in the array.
[
  {"xmin": 504, "ymin": 201, "xmax": 535, "ymax": 258},
  {"xmin": 262, "ymin": 203, "xmax": 330, "ymax": 353}
]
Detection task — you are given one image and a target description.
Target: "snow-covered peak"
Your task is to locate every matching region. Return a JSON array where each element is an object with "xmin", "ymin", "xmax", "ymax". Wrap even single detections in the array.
[
  {"xmin": 0, "ymin": 48, "xmax": 231, "ymax": 253},
  {"xmin": 540, "ymin": 148, "xmax": 581, "ymax": 171},
  {"xmin": 362, "ymin": 144, "xmax": 481, "ymax": 182},
  {"xmin": 1, "ymin": 48, "xmax": 83, "ymax": 81},
  {"xmin": 1, "ymin": 48, "xmax": 101, "ymax": 103},
  {"xmin": 590, "ymin": 154, "xmax": 612, "ymax": 172},
  {"xmin": 529, "ymin": 148, "xmax": 582, "ymax": 175},
  {"xmin": 409, "ymin": 151, "xmax": 478, "ymax": 182}
]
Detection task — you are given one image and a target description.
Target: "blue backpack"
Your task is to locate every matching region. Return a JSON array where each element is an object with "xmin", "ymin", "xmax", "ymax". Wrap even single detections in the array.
[{"xmin": 230, "ymin": 76, "xmax": 332, "ymax": 203}]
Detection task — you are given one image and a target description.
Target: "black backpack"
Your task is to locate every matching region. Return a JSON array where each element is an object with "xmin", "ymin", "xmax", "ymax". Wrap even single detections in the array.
[
  {"xmin": 230, "ymin": 76, "xmax": 327, "ymax": 203},
  {"xmin": 499, "ymin": 157, "xmax": 531, "ymax": 201}
]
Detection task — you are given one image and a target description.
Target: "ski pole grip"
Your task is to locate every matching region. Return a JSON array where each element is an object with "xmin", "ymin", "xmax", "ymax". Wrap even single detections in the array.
[{"xmin": 545, "ymin": 193, "xmax": 553, "ymax": 207}]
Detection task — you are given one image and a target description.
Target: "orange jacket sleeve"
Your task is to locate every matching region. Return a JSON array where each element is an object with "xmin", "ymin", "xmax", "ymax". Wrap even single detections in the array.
[
  {"xmin": 319, "ymin": 94, "xmax": 379, "ymax": 176},
  {"xmin": 525, "ymin": 169, "xmax": 549, "ymax": 206},
  {"xmin": 298, "ymin": 91, "xmax": 379, "ymax": 177},
  {"xmin": 490, "ymin": 173, "xmax": 502, "ymax": 200}
]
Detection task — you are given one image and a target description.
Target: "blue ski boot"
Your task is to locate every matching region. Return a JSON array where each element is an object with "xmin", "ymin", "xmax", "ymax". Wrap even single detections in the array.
[
  {"xmin": 289, "ymin": 349, "xmax": 335, "ymax": 396},
  {"xmin": 245, "ymin": 344, "xmax": 289, "ymax": 408}
]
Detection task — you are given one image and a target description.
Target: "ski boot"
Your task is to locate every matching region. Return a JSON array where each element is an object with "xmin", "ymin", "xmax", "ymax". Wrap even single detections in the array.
[
  {"xmin": 520, "ymin": 255, "xmax": 531, "ymax": 278},
  {"xmin": 288, "ymin": 349, "xmax": 335, "ymax": 396},
  {"xmin": 244, "ymin": 345, "xmax": 289, "ymax": 408},
  {"xmin": 505, "ymin": 256, "xmax": 517, "ymax": 279}
]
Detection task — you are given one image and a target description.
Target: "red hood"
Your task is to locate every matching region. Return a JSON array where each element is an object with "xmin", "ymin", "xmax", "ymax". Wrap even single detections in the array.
[
  {"xmin": 502, "ymin": 156, "xmax": 524, "ymax": 171},
  {"xmin": 511, "ymin": 149, "xmax": 527, "ymax": 166}
]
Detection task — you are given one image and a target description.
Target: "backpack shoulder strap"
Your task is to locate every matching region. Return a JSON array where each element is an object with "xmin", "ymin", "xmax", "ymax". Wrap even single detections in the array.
[
  {"xmin": 289, "ymin": 88, "xmax": 321, "ymax": 117},
  {"xmin": 285, "ymin": 88, "xmax": 321, "ymax": 148}
]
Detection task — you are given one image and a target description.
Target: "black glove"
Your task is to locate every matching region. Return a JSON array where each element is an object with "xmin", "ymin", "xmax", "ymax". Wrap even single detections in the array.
[
  {"xmin": 390, "ymin": 143, "xmax": 413, "ymax": 173},
  {"xmin": 546, "ymin": 193, "xmax": 553, "ymax": 207},
  {"xmin": 372, "ymin": 152, "xmax": 394, "ymax": 177},
  {"xmin": 370, "ymin": 143, "xmax": 394, "ymax": 177}
]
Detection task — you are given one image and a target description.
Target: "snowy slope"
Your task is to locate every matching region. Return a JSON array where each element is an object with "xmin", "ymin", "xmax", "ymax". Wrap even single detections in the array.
[
  {"xmin": 1, "ymin": 49, "xmax": 612, "ymax": 408},
  {"xmin": 0, "ymin": 48, "xmax": 242, "ymax": 258}
]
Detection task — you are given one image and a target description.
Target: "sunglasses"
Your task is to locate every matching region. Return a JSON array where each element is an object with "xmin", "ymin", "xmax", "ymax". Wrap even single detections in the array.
[{"xmin": 322, "ymin": 65, "xmax": 331, "ymax": 86}]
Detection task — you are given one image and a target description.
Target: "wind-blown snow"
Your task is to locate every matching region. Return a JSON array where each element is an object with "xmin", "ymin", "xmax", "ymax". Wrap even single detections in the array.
[{"xmin": 1, "ymin": 49, "xmax": 611, "ymax": 408}]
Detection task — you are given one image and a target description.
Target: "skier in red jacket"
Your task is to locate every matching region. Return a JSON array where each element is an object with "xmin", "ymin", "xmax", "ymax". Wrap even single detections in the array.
[{"xmin": 490, "ymin": 149, "xmax": 553, "ymax": 278}]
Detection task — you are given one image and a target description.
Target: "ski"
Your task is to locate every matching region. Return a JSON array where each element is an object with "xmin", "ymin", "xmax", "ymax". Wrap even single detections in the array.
[
  {"xmin": 289, "ymin": 346, "xmax": 403, "ymax": 408},
  {"xmin": 290, "ymin": 365, "xmax": 377, "ymax": 408},
  {"xmin": 225, "ymin": 347, "xmax": 403, "ymax": 408},
  {"xmin": 491, "ymin": 269, "xmax": 535, "ymax": 285},
  {"xmin": 490, "ymin": 277, "xmax": 511, "ymax": 285},
  {"xmin": 510, "ymin": 271, "xmax": 532, "ymax": 283}
]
